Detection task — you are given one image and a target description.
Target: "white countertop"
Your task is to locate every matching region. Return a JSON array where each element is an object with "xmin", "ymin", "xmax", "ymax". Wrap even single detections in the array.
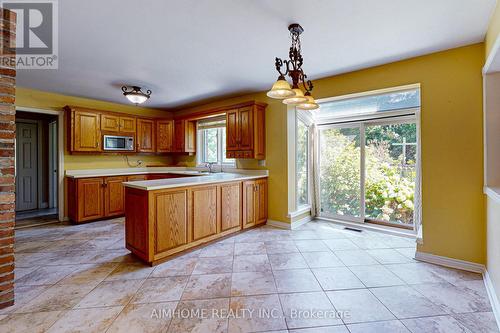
[
  {"xmin": 65, "ymin": 167, "xmax": 268, "ymax": 178},
  {"xmin": 123, "ymin": 172, "xmax": 268, "ymax": 191}
]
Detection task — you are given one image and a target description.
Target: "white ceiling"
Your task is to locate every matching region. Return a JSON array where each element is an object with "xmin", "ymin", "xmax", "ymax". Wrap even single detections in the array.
[{"xmin": 17, "ymin": 0, "xmax": 496, "ymax": 109}]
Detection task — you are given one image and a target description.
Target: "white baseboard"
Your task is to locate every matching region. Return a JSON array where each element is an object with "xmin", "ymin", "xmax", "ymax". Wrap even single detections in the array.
[
  {"xmin": 267, "ymin": 215, "xmax": 312, "ymax": 230},
  {"xmin": 415, "ymin": 251, "xmax": 485, "ymax": 273},
  {"xmin": 484, "ymin": 270, "xmax": 500, "ymax": 331}
]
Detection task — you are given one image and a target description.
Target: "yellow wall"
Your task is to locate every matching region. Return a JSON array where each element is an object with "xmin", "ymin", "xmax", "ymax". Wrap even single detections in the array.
[
  {"xmin": 15, "ymin": 87, "xmax": 174, "ymax": 170},
  {"xmin": 486, "ymin": 2, "xmax": 500, "ymax": 60},
  {"xmin": 174, "ymin": 43, "xmax": 486, "ymax": 263}
]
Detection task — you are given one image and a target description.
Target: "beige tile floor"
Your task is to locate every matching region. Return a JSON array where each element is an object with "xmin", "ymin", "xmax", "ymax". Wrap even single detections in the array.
[{"xmin": 2, "ymin": 217, "xmax": 499, "ymax": 333}]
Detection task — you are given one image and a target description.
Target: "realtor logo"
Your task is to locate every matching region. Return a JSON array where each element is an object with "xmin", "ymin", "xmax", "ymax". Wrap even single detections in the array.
[{"xmin": 1, "ymin": 0, "xmax": 58, "ymax": 69}]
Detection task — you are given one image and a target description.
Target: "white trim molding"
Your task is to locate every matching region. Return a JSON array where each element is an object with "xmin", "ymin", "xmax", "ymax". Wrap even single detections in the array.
[
  {"xmin": 484, "ymin": 270, "xmax": 500, "ymax": 331},
  {"xmin": 415, "ymin": 251, "xmax": 485, "ymax": 273},
  {"xmin": 267, "ymin": 215, "xmax": 312, "ymax": 230},
  {"xmin": 287, "ymin": 205, "xmax": 311, "ymax": 219}
]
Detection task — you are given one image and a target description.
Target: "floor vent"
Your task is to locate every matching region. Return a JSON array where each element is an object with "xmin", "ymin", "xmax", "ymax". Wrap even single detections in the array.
[{"xmin": 344, "ymin": 227, "xmax": 362, "ymax": 233}]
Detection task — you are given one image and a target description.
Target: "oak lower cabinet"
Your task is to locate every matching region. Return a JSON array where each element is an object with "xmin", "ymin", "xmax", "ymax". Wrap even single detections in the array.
[
  {"xmin": 104, "ymin": 176, "xmax": 126, "ymax": 217},
  {"xmin": 125, "ymin": 178, "xmax": 266, "ymax": 265},
  {"xmin": 68, "ymin": 177, "xmax": 105, "ymax": 222},
  {"xmin": 242, "ymin": 178, "xmax": 268, "ymax": 229},
  {"xmin": 68, "ymin": 176, "xmax": 125, "ymax": 223}
]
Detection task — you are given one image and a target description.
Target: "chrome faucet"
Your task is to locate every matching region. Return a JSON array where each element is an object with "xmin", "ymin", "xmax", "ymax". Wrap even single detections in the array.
[{"xmin": 205, "ymin": 162, "xmax": 216, "ymax": 173}]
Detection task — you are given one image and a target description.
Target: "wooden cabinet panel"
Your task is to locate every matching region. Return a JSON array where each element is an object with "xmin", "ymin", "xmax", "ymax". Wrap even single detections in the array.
[
  {"xmin": 157, "ymin": 120, "xmax": 174, "ymax": 152},
  {"xmin": 190, "ymin": 185, "xmax": 218, "ymax": 241},
  {"xmin": 125, "ymin": 187, "xmax": 149, "ymax": 260},
  {"xmin": 73, "ymin": 111, "xmax": 101, "ymax": 152},
  {"xmin": 238, "ymin": 106, "xmax": 253, "ymax": 150},
  {"xmin": 104, "ymin": 176, "xmax": 125, "ymax": 217},
  {"xmin": 220, "ymin": 182, "xmax": 241, "ymax": 231},
  {"xmin": 255, "ymin": 178, "xmax": 268, "ymax": 224},
  {"xmin": 155, "ymin": 189, "xmax": 188, "ymax": 253},
  {"xmin": 225, "ymin": 103, "xmax": 265, "ymax": 159},
  {"xmin": 173, "ymin": 119, "xmax": 196, "ymax": 153},
  {"xmin": 119, "ymin": 116, "xmax": 136, "ymax": 133},
  {"xmin": 174, "ymin": 120, "xmax": 185, "ymax": 152},
  {"xmin": 254, "ymin": 106, "xmax": 266, "ymax": 159},
  {"xmin": 226, "ymin": 110, "xmax": 239, "ymax": 151},
  {"xmin": 242, "ymin": 181, "xmax": 256, "ymax": 229},
  {"xmin": 127, "ymin": 175, "xmax": 147, "ymax": 181},
  {"xmin": 77, "ymin": 177, "xmax": 104, "ymax": 221},
  {"xmin": 101, "ymin": 114, "xmax": 119, "ymax": 132},
  {"xmin": 242, "ymin": 178, "xmax": 268, "ymax": 228},
  {"xmin": 185, "ymin": 121, "xmax": 196, "ymax": 153},
  {"xmin": 137, "ymin": 118, "xmax": 155, "ymax": 152}
]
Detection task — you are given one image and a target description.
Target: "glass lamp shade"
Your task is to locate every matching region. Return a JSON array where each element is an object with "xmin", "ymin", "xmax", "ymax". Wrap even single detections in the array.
[
  {"xmin": 266, "ymin": 78, "xmax": 295, "ymax": 99},
  {"xmin": 296, "ymin": 95, "xmax": 320, "ymax": 110},
  {"xmin": 125, "ymin": 93, "xmax": 149, "ymax": 104},
  {"xmin": 282, "ymin": 88, "xmax": 308, "ymax": 105}
]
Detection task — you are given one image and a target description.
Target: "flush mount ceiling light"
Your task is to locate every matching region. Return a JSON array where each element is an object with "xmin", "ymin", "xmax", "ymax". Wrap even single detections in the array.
[
  {"xmin": 267, "ymin": 23, "xmax": 319, "ymax": 110},
  {"xmin": 121, "ymin": 86, "xmax": 152, "ymax": 105}
]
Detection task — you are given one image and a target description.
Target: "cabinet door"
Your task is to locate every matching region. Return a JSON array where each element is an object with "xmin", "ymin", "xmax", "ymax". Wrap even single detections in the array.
[
  {"xmin": 238, "ymin": 106, "xmax": 254, "ymax": 150},
  {"xmin": 242, "ymin": 181, "xmax": 256, "ymax": 228},
  {"xmin": 73, "ymin": 111, "xmax": 101, "ymax": 152},
  {"xmin": 255, "ymin": 179, "xmax": 268, "ymax": 224},
  {"xmin": 154, "ymin": 189, "xmax": 188, "ymax": 253},
  {"xmin": 221, "ymin": 182, "xmax": 241, "ymax": 231},
  {"xmin": 137, "ymin": 119, "xmax": 155, "ymax": 152},
  {"xmin": 190, "ymin": 185, "xmax": 218, "ymax": 241},
  {"xmin": 101, "ymin": 114, "xmax": 119, "ymax": 132},
  {"xmin": 185, "ymin": 121, "xmax": 196, "ymax": 153},
  {"xmin": 119, "ymin": 116, "xmax": 136, "ymax": 133},
  {"xmin": 174, "ymin": 120, "xmax": 185, "ymax": 152},
  {"xmin": 157, "ymin": 120, "xmax": 174, "ymax": 152},
  {"xmin": 226, "ymin": 109, "xmax": 239, "ymax": 151},
  {"xmin": 104, "ymin": 176, "xmax": 125, "ymax": 217},
  {"xmin": 77, "ymin": 177, "xmax": 104, "ymax": 221}
]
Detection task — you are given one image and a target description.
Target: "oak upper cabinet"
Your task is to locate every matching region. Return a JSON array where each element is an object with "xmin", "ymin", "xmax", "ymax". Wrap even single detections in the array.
[
  {"xmin": 104, "ymin": 176, "xmax": 126, "ymax": 217},
  {"xmin": 101, "ymin": 114, "xmax": 120, "ymax": 132},
  {"xmin": 226, "ymin": 102, "xmax": 266, "ymax": 159},
  {"xmin": 137, "ymin": 118, "xmax": 156, "ymax": 152},
  {"xmin": 242, "ymin": 178, "xmax": 268, "ymax": 229},
  {"xmin": 101, "ymin": 114, "xmax": 136, "ymax": 134},
  {"xmin": 174, "ymin": 119, "xmax": 196, "ymax": 153},
  {"xmin": 66, "ymin": 106, "xmax": 102, "ymax": 152},
  {"xmin": 119, "ymin": 116, "xmax": 136, "ymax": 133},
  {"xmin": 156, "ymin": 120, "xmax": 174, "ymax": 152}
]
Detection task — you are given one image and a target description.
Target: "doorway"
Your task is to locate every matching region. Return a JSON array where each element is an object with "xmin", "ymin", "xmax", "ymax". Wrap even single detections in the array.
[{"xmin": 15, "ymin": 111, "xmax": 59, "ymax": 228}]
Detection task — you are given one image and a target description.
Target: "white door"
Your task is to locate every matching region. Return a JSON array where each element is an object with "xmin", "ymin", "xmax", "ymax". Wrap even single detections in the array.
[{"xmin": 15, "ymin": 122, "xmax": 38, "ymax": 211}]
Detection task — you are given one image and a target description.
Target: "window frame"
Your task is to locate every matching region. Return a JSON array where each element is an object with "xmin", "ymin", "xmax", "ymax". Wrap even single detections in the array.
[
  {"xmin": 196, "ymin": 125, "xmax": 235, "ymax": 167},
  {"xmin": 295, "ymin": 111, "xmax": 313, "ymax": 210}
]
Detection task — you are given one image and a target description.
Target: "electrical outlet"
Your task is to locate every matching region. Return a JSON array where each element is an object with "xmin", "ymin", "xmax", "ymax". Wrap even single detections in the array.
[{"xmin": 258, "ymin": 160, "xmax": 266, "ymax": 167}]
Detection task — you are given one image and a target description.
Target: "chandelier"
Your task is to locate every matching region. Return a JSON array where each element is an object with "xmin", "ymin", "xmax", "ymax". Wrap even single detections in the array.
[{"xmin": 266, "ymin": 23, "xmax": 319, "ymax": 110}]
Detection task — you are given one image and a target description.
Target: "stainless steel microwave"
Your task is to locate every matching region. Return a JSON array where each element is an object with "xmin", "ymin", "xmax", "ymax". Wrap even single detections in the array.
[{"xmin": 103, "ymin": 135, "xmax": 134, "ymax": 151}]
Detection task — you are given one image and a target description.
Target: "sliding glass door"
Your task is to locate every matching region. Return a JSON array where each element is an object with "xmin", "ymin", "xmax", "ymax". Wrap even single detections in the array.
[
  {"xmin": 364, "ymin": 120, "xmax": 416, "ymax": 227},
  {"xmin": 318, "ymin": 119, "xmax": 417, "ymax": 228},
  {"xmin": 319, "ymin": 124, "xmax": 363, "ymax": 222}
]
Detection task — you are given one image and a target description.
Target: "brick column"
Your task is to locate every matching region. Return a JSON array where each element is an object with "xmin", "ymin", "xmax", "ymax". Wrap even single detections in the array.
[{"xmin": 0, "ymin": 8, "xmax": 16, "ymax": 309}]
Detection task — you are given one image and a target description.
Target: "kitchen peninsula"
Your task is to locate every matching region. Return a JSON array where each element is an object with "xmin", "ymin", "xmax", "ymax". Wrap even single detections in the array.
[{"xmin": 123, "ymin": 171, "xmax": 268, "ymax": 265}]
